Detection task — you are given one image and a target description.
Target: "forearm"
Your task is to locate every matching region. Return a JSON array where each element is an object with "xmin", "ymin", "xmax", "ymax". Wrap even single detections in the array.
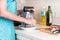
[
  {"xmin": 0, "ymin": 0, "xmax": 36, "ymax": 26},
  {"xmin": 1, "ymin": 10, "xmax": 27, "ymax": 23}
]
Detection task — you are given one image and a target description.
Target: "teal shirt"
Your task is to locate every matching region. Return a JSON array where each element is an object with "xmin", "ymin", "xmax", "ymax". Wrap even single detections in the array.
[{"xmin": 0, "ymin": 0, "xmax": 17, "ymax": 40}]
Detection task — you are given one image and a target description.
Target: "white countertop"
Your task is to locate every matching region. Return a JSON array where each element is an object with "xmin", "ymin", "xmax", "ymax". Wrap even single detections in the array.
[{"xmin": 16, "ymin": 26, "xmax": 60, "ymax": 40}]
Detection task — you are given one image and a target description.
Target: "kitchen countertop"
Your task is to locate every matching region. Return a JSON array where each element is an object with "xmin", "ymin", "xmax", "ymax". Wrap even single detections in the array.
[{"xmin": 16, "ymin": 26, "xmax": 60, "ymax": 40}]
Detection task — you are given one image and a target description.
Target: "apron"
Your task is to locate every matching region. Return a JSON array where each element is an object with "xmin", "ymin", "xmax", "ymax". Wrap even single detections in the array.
[{"xmin": 0, "ymin": 0, "xmax": 17, "ymax": 40}]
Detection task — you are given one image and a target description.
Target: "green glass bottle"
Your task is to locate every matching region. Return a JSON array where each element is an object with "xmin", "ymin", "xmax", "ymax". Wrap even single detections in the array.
[{"xmin": 46, "ymin": 6, "xmax": 53, "ymax": 26}]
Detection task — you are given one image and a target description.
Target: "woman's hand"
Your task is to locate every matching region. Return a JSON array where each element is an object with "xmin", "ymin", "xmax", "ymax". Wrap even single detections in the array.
[{"xmin": 24, "ymin": 18, "xmax": 36, "ymax": 26}]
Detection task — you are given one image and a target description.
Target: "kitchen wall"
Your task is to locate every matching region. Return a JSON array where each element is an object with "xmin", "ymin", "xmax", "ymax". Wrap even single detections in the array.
[
  {"xmin": 16, "ymin": 0, "xmax": 26, "ymax": 10},
  {"xmin": 17, "ymin": 0, "xmax": 60, "ymax": 17},
  {"xmin": 17, "ymin": 0, "xmax": 60, "ymax": 25}
]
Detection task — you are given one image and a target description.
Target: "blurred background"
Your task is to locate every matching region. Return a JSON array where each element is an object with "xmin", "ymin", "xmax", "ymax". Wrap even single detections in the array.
[{"xmin": 14, "ymin": 0, "xmax": 60, "ymax": 26}]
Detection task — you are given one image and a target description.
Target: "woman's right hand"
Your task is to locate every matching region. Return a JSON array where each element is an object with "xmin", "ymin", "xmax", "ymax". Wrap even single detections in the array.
[{"xmin": 24, "ymin": 18, "xmax": 36, "ymax": 26}]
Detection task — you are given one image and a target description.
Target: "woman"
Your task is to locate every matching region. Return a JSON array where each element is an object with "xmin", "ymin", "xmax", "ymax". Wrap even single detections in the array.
[{"xmin": 0, "ymin": 0, "xmax": 36, "ymax": 40}]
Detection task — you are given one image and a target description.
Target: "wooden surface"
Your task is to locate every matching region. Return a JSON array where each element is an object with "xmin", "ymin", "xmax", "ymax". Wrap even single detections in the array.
[{"xmin": 35, "ymin": 25, "xmax": 60, "ymax": 35}]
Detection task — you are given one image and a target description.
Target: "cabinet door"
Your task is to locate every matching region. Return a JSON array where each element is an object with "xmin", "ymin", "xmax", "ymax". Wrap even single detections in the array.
[{"xmin": 17, "ymin": 34, "xmax": 31, "ymax": 40}]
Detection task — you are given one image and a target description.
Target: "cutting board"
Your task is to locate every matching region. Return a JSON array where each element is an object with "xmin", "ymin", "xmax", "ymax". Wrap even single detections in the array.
[{"xmin": 35, "ymin": 25, "xmax": 60, "ymax": 36}]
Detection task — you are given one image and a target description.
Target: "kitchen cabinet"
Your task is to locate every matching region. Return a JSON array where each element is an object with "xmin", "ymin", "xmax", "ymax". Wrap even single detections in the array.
[
  {"xmin": 16, "ymin": 33, "xmax": 31, "ymax": 40},
  {"xmin": 16, "ymin": 30, "xmax": 41, "ymax": 40},
  {"xmin": 16, "ymin": 27, "xmax": 60, "ymax": 40},
  {"xmin": 17, "ymin": 35, "xmax": 30, "ymax": 40}
]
